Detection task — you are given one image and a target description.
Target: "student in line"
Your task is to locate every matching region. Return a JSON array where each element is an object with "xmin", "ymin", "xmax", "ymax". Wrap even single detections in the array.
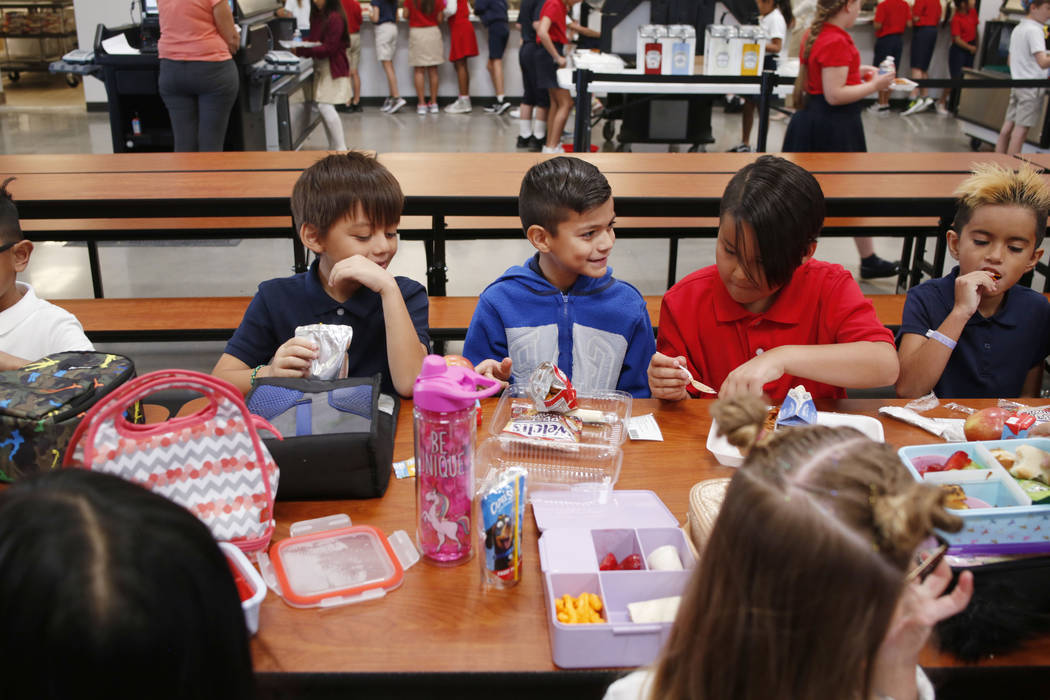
[
  {"xmin": 213, "ymin": 152, "xmax": 429, "ymax": 397},
  {"xmin": 782, "ymin": 0, "xmax": 900, "ymax": 281},
  {"xmin": 934, "ymin": 0, "xmax": 978, "ymax": 115},
  {"xmin": 514, "ymin": 0, "xmax": 549, "ymax": 150},
  {"xmin": 897, "ymin": 163, "xmax": 1050, "ymax": 398},
  {"xmin": 867, "ymin": 0, "xmax": 909, "ymax": 114},
  {"xmin": 730, "ymin": 0, "xmax": 792, "ymax": 152},
  {"xmin": 648, "ymin": 156, "xmax": 899, "ymax": 402},
  {"xmin": 464, "ymin": 157, "xmax": 655, "ymax": 397},
  {"xmin": 295, "ymin": 0, "xmax": 350, "ymax": 150},
  {"xmin": 604, "ymin": 394, "xmax": 973, "ymax": 700},
  {"xmin": 535, "ymin": 0, "xmax": 582, "ymax": 153},
  {"xmin": 340, "ymin": 0, "xmax": 363, "ymax": 112},
  {"xmin": 372, "ymin": 0, "xmax": 407, "ymax": 114},
  {"xmin": 404, "ymin": 0, "xmax": 446, "ymax": 115},
  {"xmin": 0, "ymin": 177, "xmax": 92, "ymax": 370},
  {"xmin": 475, "ymin": 0, "xmax": 512, "ymax": 115},
  {"xmin": 444, "ymin": 0, "xmax": 480, "ymax": 114},
  {"xmin": 0, "ymin": 468, "xmax": 256, "ymax": 700},
  {"xmin": 995, "ymin": 0, "xmax": 1050, "ymax": 154},
  {"xmin": 901, "ymin": 0, "xmax": 944, "ymax": 115}
]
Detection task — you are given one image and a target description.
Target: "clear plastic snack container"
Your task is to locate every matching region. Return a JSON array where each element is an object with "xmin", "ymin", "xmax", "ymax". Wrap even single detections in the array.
[
  {"xmin": 488, "ymin": 386, "xmax": 632, "ymax": 447},
  {"xmin": 534, "ymin": 490, "xmax": 696, "ymax": 668},
  {"xmin": 899, "ymin": 438, "xmax": 1050, "ymax": 555},
  {"xmin": 220, "ymin": 541, "xmax": 267, "ymax": 635}
]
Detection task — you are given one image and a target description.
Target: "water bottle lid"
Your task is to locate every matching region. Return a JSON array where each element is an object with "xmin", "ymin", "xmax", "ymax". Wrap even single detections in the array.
[{"xmin": 413, "ymin": 355, "xmax": 501, "ymax": 412}]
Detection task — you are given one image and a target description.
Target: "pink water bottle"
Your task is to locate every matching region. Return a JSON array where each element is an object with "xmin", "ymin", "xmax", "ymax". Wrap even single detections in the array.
[{"xmin": 413, "ymin": 355, "xmax": 501, "ymax": 566}]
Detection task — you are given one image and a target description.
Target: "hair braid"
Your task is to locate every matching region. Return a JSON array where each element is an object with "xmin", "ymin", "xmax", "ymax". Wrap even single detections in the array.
[{"xmin": 792, "ymin": 0, "xmax": 850, "ymax": 108}]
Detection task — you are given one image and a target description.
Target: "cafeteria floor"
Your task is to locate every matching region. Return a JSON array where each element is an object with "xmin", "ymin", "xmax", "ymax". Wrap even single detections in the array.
[{"xmin": 0, "ymin": 73, "xmax": 1019, "ymax": 374}]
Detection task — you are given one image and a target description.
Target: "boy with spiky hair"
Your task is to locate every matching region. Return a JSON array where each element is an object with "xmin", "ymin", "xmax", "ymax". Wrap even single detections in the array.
[{"xmin": 897, "ymin": 163, "xmax": 1050, "ymax": 397}]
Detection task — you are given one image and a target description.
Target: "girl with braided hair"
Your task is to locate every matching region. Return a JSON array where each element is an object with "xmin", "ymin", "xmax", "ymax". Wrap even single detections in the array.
[
  {"xmin": 783, "ymin": 0, "xmax": 901, "ymax": 281},
  {"xmin": 604, "ymin": 395, "xmax": 973, "ymax": 700}
]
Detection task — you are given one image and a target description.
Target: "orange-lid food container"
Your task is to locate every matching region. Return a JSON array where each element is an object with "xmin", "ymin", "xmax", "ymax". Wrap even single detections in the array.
[{"xmin": 258, "ymin": 514, "xmax": 419, "ymax": 608}]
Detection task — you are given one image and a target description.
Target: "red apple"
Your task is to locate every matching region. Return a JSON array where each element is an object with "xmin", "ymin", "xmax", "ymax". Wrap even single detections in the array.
[
  {"xmin": 443, "ymin": 355, "xmax": 475, "ymax": 370},
  {"xmin": 963, "ymin": 407, "xmax": 1011, "ymax": 442}
]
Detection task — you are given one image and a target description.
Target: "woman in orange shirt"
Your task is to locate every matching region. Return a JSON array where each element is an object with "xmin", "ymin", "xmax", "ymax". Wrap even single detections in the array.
[{"xmin": 157, "ymin": 0, "xmax": 240, "ymax": 152}]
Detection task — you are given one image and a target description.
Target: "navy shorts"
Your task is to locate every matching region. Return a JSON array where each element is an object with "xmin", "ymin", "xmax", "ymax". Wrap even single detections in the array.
[
  {"xmin": 534, "ymin": 42, "xmax": 563, "ymax": 92},
  {"xmin": 873, "ymin": 34, "xmax": 902, "ymax": 70},
  {"xmin": 486, "ymin": 21, "xmax": 509, "ymax": 60},
  {"xmin": 519, "ymin": 42, "xmax": 550, "ymax": 108},
  {"xmin": 948, "ymin": 43, "xmax": 974, "ymax": 79},
  {"xmin": 910, "ymin": 26, "xmax": 938, "ymax": 72}
]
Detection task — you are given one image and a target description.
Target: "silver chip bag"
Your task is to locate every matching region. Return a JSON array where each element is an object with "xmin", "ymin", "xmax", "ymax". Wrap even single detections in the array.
[
  {"xmin": 294, "ymin": 324, "xmax": 353, "ymax": 380},
  {"xmin": 526, "ymin": 362, "xmax": 578, "ymax": 413}
]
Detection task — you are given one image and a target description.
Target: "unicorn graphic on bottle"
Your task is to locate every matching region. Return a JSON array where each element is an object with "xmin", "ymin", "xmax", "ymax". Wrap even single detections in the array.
[{"xmin": 422, "ymin": 489, "xmax": 470, "ymax": 554}]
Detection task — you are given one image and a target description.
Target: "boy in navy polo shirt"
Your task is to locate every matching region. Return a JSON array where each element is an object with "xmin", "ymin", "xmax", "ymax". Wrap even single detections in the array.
[
  {"xmin": 896, "ymin": 164, "xmax": 1050, "ymax": 398},
  {"xmin": 463, "ymin": 157, "xmax": 655, "ymax": 397},
  {"xmin": 213, "ymin": 152, "xmax": 429, "ymax": 396},
  {"xmin": 648, "ymin": 156, "xmax": 898, "ymax": 402}
]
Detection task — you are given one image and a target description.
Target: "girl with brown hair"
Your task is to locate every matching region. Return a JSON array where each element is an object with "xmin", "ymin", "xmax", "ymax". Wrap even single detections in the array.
[
  {"xmin": 604, "ymin": 395, "xmax": 974, "ymax": 700},
  {"xmin": 783, "ymin": 0, "xmax": 900, "ymax": 281}
]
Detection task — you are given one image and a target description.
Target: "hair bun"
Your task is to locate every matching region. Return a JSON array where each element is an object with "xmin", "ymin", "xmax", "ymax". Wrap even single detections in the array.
[
  {"xmin": 871, "ymin": 483, "xmax": 963, "ymax": 565},
  {"xmin": 711, "ymin": 395, "xmax": 769, "ymax": 454}
]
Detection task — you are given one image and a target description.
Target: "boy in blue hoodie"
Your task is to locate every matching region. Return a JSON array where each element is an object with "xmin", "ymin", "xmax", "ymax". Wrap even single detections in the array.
[{"xmin": 464, "ymin": 157, "xmax": 655, "ymax": 397}]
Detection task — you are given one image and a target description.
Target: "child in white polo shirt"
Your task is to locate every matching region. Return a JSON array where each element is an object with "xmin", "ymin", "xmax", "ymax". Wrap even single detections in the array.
[{"xmin": 996, "ymin": 0, "xmax": 1050, "ymax": 154}]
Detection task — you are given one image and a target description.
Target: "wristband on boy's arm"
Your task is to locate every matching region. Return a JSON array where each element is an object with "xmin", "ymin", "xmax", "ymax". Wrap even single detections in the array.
[
  {"xmin": 925, "ymin": 329, "xmax": 957, "ymax": 350},
  {"xmin": 250, "ymin": 364, "xmax": 265, "ymax": 386}
]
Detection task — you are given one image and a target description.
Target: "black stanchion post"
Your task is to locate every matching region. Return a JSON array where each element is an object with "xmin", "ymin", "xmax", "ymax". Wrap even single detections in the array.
[
  {"xmin": 573, "ymin": 69, "xmax": 593, "ymax": 153},
  {"xmin": 756, "ymin": 69, "xmax": 774, "ymax": 153}
]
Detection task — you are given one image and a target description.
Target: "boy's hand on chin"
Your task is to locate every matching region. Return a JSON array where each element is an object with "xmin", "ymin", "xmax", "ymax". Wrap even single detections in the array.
[
  {"xmin": 953, "ymin": 270, "xmax": 998, "ymax": 317},
  {"xmin": 719, "ymin": 351, "xmax": 784, "ymax": 398},
  {"xmin": 329, "ymin": 255, "xmax": 396, "ymax": 295}
]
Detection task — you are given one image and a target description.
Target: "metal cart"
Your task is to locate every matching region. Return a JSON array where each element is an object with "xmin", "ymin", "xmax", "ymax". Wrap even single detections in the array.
[{"xmin": 0, "ymin": 0, "xmax": 78, "ymax": 86}]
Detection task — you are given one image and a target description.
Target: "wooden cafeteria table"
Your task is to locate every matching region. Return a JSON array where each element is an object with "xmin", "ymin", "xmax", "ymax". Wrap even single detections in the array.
[{"xmin": 252, "ymin": 397, "xmax": 1050, "ymax": 700}]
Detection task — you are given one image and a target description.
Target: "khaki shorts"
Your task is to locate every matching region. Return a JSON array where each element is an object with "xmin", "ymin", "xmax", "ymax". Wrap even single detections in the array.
[
  {"xmin": 347, "ymin": 32, "xmax": 361, "ymax": 72},
  {"xmin": 1005, "ymin": 87, "xmax": 1046, "ymax": 128},
  {"xmin": 375, "ymin": 21, "xmax": 398, "ymax": 62}
]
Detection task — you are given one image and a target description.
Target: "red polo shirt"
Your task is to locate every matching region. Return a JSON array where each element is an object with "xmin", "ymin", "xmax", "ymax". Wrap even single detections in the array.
[
  {"xmin": 803, "ymin": 24, "xmax": 862, "ymax": 95},
  {"xmin": 951, "ymin": 8, "xmax": 978, "ymax": 43},
  {"xmin": 405, "ymin": 0, "xmax": 444, "ymax": 27},
  {"xmin": 875, "ymin": 0, "xmax": 910, "ymax": 37},
  {"xmin": 913, "ymin": 0, "xmax": 941, "ymax": 28},
  {"xmin": 341, "ymin": 0, "xmax": 362, "ymax": 33},
  {"xmin": 537, "ymin": 0, "xmax": 569, "ymax": 45},
  {"xmin": 655, "ymin": 260, "xmax": 894, "ymax": 402}
]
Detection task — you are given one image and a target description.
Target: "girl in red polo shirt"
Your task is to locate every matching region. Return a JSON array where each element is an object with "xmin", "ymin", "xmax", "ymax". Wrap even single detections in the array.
[
  {"xmin": 536, "ymin": 0, "xmax": 581, "ymax": 153},
  {"xmin": 902, "ymin": 0, "xmax": 944, "ymax": 114},
  {"xmin": 404, "ymin": 0, "xmax": 446, "ymax": 115},
  {"xmin": 783, "ymin": 0, "xmax": 898, "ymax": 281},
  {"xmin": 936, "ymin": 0, "xmax": 979, "ymax": 114},
  {"xmin": 444, "ymin": 0, "xmax": 480, "ymax": 113},
  {"xmin": 870, "ymin": 0, "xmax": 910, "ymax": 113}
]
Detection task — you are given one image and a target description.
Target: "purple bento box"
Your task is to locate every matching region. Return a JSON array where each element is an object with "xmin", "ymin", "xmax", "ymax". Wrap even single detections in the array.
[{"xmin": 534, "ymin": 490, "xmax": 695, "ymax": 668}]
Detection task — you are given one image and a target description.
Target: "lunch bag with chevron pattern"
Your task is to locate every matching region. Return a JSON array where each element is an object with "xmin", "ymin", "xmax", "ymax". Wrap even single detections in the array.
[{"xmin": 63, "ymin": 370, "xmax": 281, "ymax": 555}]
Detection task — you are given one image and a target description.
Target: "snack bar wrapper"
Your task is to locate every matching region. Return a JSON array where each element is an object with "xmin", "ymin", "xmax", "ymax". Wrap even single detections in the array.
[
  {"xmin": 527, "ymin": 362, "xmax": 578, "ymax": 413},
  {"xmin": 502, "ymin": 412, "xmax": 583, "ymax": 443},
  {"xmin": 295, "ymin": 324, "xmax": 353, "ymax": 380},
  {"xmin": 1003, "ymin": 413, "xmax": 1037, "ymax": 440},
  {"xmin": 776, "ymin": 385, "xmax": 817, "ymax": 427},
  {"xmin": 478, "ymin": 466, "xmax": 528, "ymax": 589}
]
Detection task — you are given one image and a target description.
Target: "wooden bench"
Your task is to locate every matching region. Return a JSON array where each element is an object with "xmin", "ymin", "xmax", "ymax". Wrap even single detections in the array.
[{"xmin": 53, "ymin": 294, "xmax": 907, "ymax": 350}]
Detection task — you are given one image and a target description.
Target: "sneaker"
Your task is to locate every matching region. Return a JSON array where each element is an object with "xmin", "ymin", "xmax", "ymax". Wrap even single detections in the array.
[
  {"xmin": 387, "ymin": 97, "xmax": 407, "ymax": 114},
  {"xmin": 335, "ymin": 103, "xmax": 351, "ymax": 113},
  {"xmin": 727, "ymin": 143, "xmax": 752, "ymax": 152},
  {"xmin": 541, "ymin": 144, "xmax": 565, "ymax": 154},
  {"xmin": 379, "ymin": 97, "xmax": 393, "ymax": 113},
  {"xmin": 866, "ymin": 102, "xmax": 890, "ymax": 114},
  {"xmin": 445, "ymin": 97, "xmax": 472, "ymax": 114},
  {"xmin": 509, "ymin": 107, "xmax": 521, "ymax": 119},
  {"xmin": 417, "ymin": 103, "xmax": 428, "ymax": 115},
  {"xmin": 349, "ymin": 102, "xmax": 362, "ymax": 113},
  {"xmin": 485, "ymin": 99, "xmax": 511, "ymax": 115},
  {"xmin": 528, "ymin": 136, "xmax": 544, "ymax": 152},
  {"xmin": 515, "ymin": 135, "xmax": 533, "ymax": 149},
  {"xmin": 901, "ymin": 98, "xmax": 924, "ymax": 116},
  {"xmin": 859, "ymin": 254, "xmax": 900, "ymax": 280},
  {"xmin": 935, "ymin": 101, "xmax": 950, "ymax": 116},
  {"xmin": 428, "ymin": 102, "xmax": 439, "ymax": 114}
]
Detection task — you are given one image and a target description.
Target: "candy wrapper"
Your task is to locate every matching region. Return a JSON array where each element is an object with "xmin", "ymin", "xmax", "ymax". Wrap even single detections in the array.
[
  {"xmin": 502, "ymin": 412, "xmax": 583, "ymax": 442},
  {"xmin": 776, "ymin": 385, "xmax": 817, "ymax": 427},
  {"xmin": 295, "ymin": 324, "xmax": 353, "ymax": 380},
  {"xmin": 1003, "ymin": 413, "xmax": 1037, "ymax": 439},
  {"xmin": 478, "ymin": 467, "xmax": 528, "ymax": 588},
  {"xmin": 527, "ymin": 362, "xmax": 578, "ymax": 413}
]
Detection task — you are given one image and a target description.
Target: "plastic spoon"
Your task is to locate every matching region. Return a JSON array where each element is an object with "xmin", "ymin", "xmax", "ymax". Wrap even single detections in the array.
[{"xmin": 674, "ymin": 361, "xmax": 716, "ymax": 395}]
